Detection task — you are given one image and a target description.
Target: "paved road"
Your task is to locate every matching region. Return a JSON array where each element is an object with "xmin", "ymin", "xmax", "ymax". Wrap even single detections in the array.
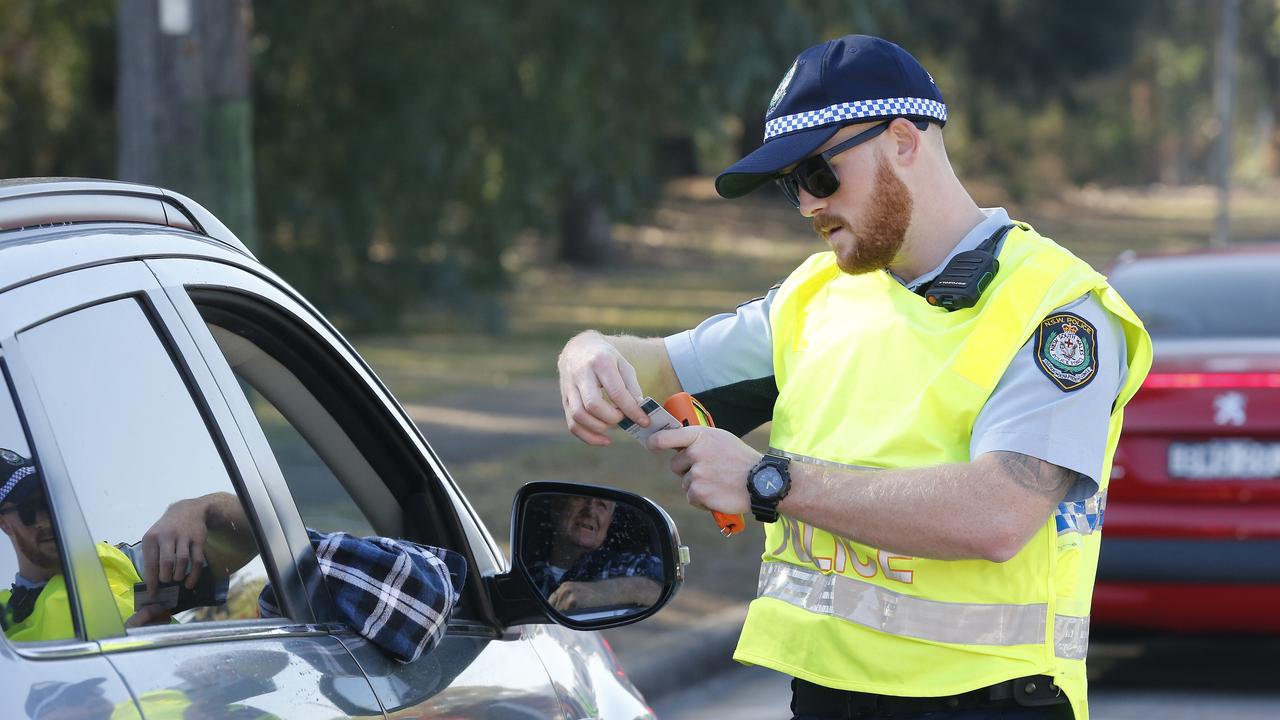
[
  {"xmin": 652, "ymin": 635, "xmax": 1280, "ymax": 719},
  {"xmin": 404, "ymin": 378, "xmax": 567, "ymax": 465},
  {"xmin": 396, "ymin": 379, "xmax": 1280, "ymax": 719}
]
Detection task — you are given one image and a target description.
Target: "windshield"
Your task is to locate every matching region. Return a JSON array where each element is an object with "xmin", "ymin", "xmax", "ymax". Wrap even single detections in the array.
[{"xmin": 1107, "ymin": 253, "xmax": 1280, "ymax": 339}]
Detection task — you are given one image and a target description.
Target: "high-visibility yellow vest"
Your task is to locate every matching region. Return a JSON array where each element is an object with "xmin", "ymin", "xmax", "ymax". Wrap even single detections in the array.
[
  {"xmin": 734, "ymin": 223, "xmax": 1152, "ymax": 720},
  {"xmin": 1, "ymin": 542, "xmax": 141, "ymax": 642},
  {"xmin": 109, "ymin": 689, "xmax": 273, "ymax": 720}
]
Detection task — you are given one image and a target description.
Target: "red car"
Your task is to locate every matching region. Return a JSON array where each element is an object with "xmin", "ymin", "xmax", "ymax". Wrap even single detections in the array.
[{"xmin": 1094, "ymin": 244, "xmax": 1280, "ymax": 633}]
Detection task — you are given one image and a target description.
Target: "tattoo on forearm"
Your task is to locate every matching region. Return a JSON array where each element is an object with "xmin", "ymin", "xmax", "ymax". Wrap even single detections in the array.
[{"xmin": 993, "ymin": 451, "xmax": 1079, "ymax": 500}]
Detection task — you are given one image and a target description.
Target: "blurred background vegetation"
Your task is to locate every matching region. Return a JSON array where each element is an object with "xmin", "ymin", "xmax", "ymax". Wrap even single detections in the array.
[
  {"xmin": 6, "ymin": 1, "xmax": 1280, "ymax": 644},
  {"xmin": 3, "ymin": 0, "xmax": 1280, "ymax": 332}
]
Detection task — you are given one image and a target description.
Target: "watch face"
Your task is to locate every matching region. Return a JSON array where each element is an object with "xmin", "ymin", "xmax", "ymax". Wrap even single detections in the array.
[{"xmin": 752, "ymin": 466, "xmax": 784, "ymax": 497}]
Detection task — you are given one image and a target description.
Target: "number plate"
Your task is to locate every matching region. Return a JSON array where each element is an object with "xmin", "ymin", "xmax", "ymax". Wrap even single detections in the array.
[{"xmin": 1167, "ymin": 441, "xmax": 1280, "ymax": 479}]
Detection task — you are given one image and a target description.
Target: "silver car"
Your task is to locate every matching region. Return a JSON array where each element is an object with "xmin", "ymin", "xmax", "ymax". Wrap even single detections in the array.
[{"xmin": 0, "ymin": 178, "xmax": 685, "ymax": 719}]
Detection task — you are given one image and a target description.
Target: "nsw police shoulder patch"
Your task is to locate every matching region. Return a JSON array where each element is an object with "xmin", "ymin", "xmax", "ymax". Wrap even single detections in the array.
[{"xmin": 1034, "ymin": 312, "xmax": 1097, "ymax": 392}]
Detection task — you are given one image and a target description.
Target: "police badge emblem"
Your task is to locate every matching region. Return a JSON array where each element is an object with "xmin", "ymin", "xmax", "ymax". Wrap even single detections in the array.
[
  {"xmin": 1034, "ymin": 312, "xmax": 1097, "ymax": 392},
  {"xmin": 1, "ymin": 449, "xmax": 22, "ymax": 466},
  {"xmin": 767, "ymin": 60, "xmax": 799, "ymax": 118}
]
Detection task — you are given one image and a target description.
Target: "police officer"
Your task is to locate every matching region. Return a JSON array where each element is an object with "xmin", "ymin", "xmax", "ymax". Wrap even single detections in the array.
[
  {"xmin": 0, "ymin": 450, "xmax": 252, "ymax": 640},
  {"xmin": 0, "ymin": 449, "xmax": 156, "ymax": 640},
  {"xmin": 557, "ymin": 35, "xmax": 1152, "ymax": 720}
]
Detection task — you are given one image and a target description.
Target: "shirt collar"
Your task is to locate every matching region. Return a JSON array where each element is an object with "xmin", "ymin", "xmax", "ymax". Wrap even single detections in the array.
[
  {"xmin": 892, "ymin": 207, "xmax": 1012, "ymax": 290},
  {"xmin": 12, "ymin": 573, "xmax": 44, "ymax": 589}
]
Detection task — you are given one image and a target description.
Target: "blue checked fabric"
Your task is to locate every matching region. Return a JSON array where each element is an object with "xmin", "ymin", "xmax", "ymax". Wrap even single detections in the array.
[
  {"xmin": 259, "ymin": 529, "xmax": 466, "ymax": 663},
  {"xmin": 1055, "ymin": 490, "xmax": 1107, "ymax": 536},
  {"xmin": 527, "ymin": 549, "xmax": 664, "ymax": 597},
  {"xmin": 0, "ymin": 465, "xmax": 34, "ymax": 504},
  {"xmin": 764, "ymin": 97, "xmax": 948, "ymax": 140}
]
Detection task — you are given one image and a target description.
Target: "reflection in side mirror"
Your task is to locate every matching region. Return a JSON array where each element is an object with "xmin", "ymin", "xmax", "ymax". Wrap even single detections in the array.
[{"xmin": 513, "ymin": 484, "xmax": 684, "ymax": 630}]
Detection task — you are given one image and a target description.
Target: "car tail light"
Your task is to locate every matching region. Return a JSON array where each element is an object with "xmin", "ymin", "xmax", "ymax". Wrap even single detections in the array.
[
  {"xmin": 1113, "ymin": 368, "xmax": 1280, "ymax": 504},
  {"xmin": 1142, "ymin": 372, "xmax": 1280, "ymax": 389}
]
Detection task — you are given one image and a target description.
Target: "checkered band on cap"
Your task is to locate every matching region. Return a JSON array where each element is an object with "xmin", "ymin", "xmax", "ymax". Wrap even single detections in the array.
[
  {"xmin": 0, "ymin": 465, "xmax": 35, "ymax": 503},
  {"xmin": 764, "ymin": 97, "xmax": 948, "ymax": 141}
]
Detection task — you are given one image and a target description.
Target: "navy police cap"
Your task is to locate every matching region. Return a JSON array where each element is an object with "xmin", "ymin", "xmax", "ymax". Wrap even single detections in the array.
[
  {"xmin": 0, "ymin": 448, "xmax": 38, "ymax": 506},
  {"xmin": 716, "ymin": 35, "xmax": 947, "ymax": 199}
]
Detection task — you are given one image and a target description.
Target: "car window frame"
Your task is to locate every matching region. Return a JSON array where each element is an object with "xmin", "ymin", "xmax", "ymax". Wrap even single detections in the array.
[
  {"xmin": 146, "ymin": 257, "xmax": 504, "ymax": 632},
  {"xmin": 0, "ymin": 261, "xmax": 311, "ymax": 655},
  {"xmin": 0, "ymin": 353, "xmax": 98, "ymax": 657}
]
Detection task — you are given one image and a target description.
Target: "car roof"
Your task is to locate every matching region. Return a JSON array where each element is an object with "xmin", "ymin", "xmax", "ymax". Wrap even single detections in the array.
[
  {"xmin": 1110, "ymin": 241, "xmax": 1280, "ymax": 267},
  {"xmin": 0, "ymin": 178, "xmax": 267, "ymax": 293},
  {"xmin": 0, "ymin": 178, "xmax": 253, "ymax": 256}
]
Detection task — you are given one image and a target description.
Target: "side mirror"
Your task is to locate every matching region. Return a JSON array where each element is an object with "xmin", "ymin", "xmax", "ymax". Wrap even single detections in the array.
[{"xmin": 489, "ymin": 482, "xmax": 687, "ymax": 630}]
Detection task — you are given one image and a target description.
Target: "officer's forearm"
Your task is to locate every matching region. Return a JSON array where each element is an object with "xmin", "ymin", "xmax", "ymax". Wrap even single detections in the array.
[
  {"xmin": 198, "ymin": 492, "xmax": 259, "ymax": 574},
  {"xmin": 776, "ymin": 452, "xmax": 1069, "ymax": 562},
  {"xmin": 587, "ymin": 331, "xmax": 683, "ymax": 399}
]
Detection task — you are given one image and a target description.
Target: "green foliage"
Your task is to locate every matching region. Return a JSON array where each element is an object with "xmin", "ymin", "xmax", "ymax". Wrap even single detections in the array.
[
  {"xmin": 0, "ymin": 0, "xmax": 115, "ymax": 178},
  {"xmin": 5, "ymin": 1, "xmax": 1280, "ymax": 327},
  {"xmin": 249, "ymin": 1, "xmax": 825, "ymax": 328}
]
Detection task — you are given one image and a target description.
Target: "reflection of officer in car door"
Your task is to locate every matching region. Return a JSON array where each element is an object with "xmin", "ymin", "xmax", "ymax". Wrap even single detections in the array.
[
  {"xmin": 527, "ymin": 494, "xmax": 663, "ymax": 611},
  {"xmin": 0, "ymin": 449, "xmax": 257, "ymax": 641},
  {"xmin": 22, "ymin": 678, "xmax": 115, "ymax": 720},
  {"xmin": 0, "ymin": 449, "xmax": 152, "ymax": 640},
  {"xmin": 1, "ymin": 447, "xmax": 467, "ymax": 668}
]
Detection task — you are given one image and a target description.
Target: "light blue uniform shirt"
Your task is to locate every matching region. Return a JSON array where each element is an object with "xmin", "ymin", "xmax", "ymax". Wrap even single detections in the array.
[{"xmin": 665, "ymin": 208, "xmax": 1126, "ymax": 501}]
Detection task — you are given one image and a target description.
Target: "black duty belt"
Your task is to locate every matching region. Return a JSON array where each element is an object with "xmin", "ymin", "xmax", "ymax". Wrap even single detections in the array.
[{"xmin": 791, "ymin": 675, "xmax": 1069, "ymax": 718}]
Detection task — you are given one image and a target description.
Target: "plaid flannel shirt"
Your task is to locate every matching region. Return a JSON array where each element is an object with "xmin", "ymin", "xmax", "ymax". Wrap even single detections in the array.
[
  {"xmin": 527, "ymin": 549, "xmax": 663, "ymax": 597},
  {"xmin": 259, "ymin": 529, "xmax": 466, "ymax": 664}
]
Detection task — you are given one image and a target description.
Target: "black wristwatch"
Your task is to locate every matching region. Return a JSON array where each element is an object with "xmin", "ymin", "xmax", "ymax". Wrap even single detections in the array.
[{"xmin": 747, "ymin": 454, "xmax": 791, "ymax": 523}]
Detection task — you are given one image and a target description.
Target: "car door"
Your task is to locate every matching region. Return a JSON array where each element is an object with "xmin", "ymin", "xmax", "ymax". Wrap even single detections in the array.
[
  {"xmin": 146, "ymin": 257, "xmax": 570, "ymax": 718},
  {"xmin": 0, "ymin": 260, "xmax": 386, "ymax": 719},
  {"xmin": 0, "ymin": 346, "xmax": 139, "ymax": 719}
]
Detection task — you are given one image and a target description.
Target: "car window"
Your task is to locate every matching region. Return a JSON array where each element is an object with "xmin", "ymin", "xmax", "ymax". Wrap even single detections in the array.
[
  {"xmin": 0, "ymin": 361, "xmax": 74, "ymax": 644},
  {"xmin": 186, "ymin": 287, "xmax": 482, "ymax": 621},
  {"xmin": 1108, "ymin": 254, "xmax": 1280, "ymax": 338},
  {"xmin": 204, "ymin": 319, "xmax": 389, "ymax": 537},
  {"xmin": 232, "ymin": 369, "xmax": 378, "ymax": 536},
  {"xmin": 16, "ymin": 298, "xmax": 270, "ymax": 631}
]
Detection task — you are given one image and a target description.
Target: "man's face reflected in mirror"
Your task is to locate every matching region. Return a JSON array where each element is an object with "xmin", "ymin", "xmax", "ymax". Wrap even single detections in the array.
[
  {"xmin": 554, "ymin": 496, "xmax": 616, "ymax": 562},
  {"xmin": 523, "ymin": 492, "xmax": 666, "ymax": 619},
  {"xmin": 0, "ymin": 490, "xmax": 60, "ymax": 582}
]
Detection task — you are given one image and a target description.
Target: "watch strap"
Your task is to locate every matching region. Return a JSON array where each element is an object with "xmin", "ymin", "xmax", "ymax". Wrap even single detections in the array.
[{"xmin": 748, "ymin": 454, "xmax": 791, "ymax": 523}]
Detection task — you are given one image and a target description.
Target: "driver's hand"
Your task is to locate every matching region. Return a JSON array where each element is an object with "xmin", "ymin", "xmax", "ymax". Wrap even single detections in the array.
[
  {"xmin": 140, "ymin": 498, "xmax": 209, "ymax": 598},
  {"xmin": 557, "ymin": 331, "xmax": 649, "ymax": 446},
  {"xmin": 547, "ymin": 581, "xmax": 601, "ymax": 611}
]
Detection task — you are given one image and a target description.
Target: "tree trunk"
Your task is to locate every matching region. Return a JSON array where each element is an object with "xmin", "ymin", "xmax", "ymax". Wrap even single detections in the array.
[
  {"xmin": 117, "ymin": 0, "xmax": 256, "ymax": 249},
  {"xmin": 738, "ymin": 103, "xmax": 766, "ymax": 160},
  {"xmin": 557, "ymin": 189, "xmax": 614, "ymax": 267}
]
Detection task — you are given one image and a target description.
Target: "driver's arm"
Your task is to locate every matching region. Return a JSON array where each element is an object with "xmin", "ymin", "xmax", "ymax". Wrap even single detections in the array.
[{"xmin": 547, "ymin": 576, "xmax": 662, "ymax": 611}]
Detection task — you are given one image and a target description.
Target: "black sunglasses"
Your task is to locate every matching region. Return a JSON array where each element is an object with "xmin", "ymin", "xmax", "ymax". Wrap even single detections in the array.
[
  {"xmin": 775, "ymin": 119, "xmax": 929, "ymax": 208},
  {"xmin": 0, "ymin": 494, "xmax": 48, "ymax": 526}
]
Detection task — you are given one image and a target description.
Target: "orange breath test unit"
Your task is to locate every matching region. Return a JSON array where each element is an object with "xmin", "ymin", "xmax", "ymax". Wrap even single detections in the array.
[{"xmin": 663, "ymin": 393, "xmax": 746, "ymax": 537}]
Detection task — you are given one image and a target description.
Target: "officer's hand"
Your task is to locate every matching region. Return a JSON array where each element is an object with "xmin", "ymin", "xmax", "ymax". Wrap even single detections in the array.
[
  {"xmin": 140, "ymin": 498, "xmax": 209, "ymax": 596},
  {"xmin": 647, "ymin": 426, "xmax": 758, "ymax": 515},
  {"xmin": 125, "ymin": 603, "xmax": 173, "ymax": 628},
  {"xmin": 558, "ymin": 331, "xmax": 649, "ymax": 446}
]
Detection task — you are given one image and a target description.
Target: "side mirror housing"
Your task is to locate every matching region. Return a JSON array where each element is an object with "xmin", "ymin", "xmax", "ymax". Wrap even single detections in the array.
[{"xmin": 487, "ymin": 482, "xmax": 687, "ymax": 630}]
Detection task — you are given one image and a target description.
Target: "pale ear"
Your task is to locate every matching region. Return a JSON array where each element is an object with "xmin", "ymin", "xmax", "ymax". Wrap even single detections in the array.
[
  {"xmin": 0, "ymin": 515, "xmax": 15, "ymax": 539},
  {"xmin": 886, "ymin": 118, "xmax": 923, "ymax": 164}
]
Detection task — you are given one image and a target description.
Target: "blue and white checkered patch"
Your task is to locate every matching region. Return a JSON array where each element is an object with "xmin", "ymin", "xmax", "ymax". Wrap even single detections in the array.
[
  {"xmin": 1055, "ymin": 490, "xmax": 1106, "ymax": 536},
  {"xmin": 764, "ymin": 97, "xmax": 947, "ymax": 141},
  {"xmin": 0, "ymin": 465, "xmax": 35, "ymax": 504}
]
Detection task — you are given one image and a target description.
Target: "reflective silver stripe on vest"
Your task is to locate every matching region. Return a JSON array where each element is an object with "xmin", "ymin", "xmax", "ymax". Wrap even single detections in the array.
[
  {"xmin": 768, "ymin": 447, "xmax": 878, "ymax": 472},
  {"xmin": 1054, "ymin": 613, "xmax": 1090, "ymax": 660},
  {"xmin": 759, "ymin": 563, "xmax": 1090, "ymax": 660}
]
